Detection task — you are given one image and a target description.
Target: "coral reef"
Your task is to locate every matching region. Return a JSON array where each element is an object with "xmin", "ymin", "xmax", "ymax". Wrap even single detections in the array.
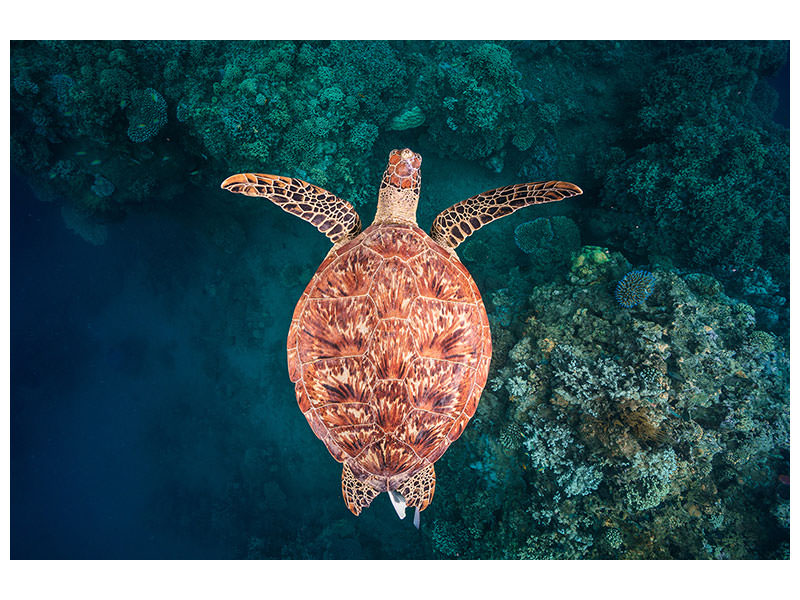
[
  {"xmin": 514, "ymin": 216, "xmax": 580, "ymax": 284},
  {"xmin": 10, "ymin": 40, "xmax": 789, "ymax": 560},
  {"xmin": 387, "ymin": 106, "xmax": 426, "ymax": 131},
  {"xmin": 11, "ymin": 42, "xmax": 789, "ymax": 323},
  {"xmin": 425, "ymin": 245, "xmax": 789, "ymax": 559},
  {"xmin": 589, "ymin": 42, "xmax": 789, "ymax": 332}
]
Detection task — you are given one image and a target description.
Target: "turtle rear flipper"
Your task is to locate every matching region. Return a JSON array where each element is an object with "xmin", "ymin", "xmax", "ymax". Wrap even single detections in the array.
[
  {"xmin": 430, "ymin": 181, "xmax": 582, "ymax": 250},
  {"xmin": 396, "ymin": 463, "xmax": 435, "ymax": 513},
  {"xmin": 342, "ymin": 463, "xmax": 379, "ymax": 516},
  {"xmin": 221, "ymin": 173, "xmax": 362, "ymax": 244}
]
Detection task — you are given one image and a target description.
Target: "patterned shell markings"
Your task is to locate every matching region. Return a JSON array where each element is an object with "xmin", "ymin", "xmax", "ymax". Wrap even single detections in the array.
[{"xmin": 287, "ymin": 223, "xmax": 491, "ymax": 491}]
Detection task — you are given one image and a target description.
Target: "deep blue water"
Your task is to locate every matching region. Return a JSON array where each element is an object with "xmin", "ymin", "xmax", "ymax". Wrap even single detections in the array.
[
  {"xmin": 11, "ymin": 173, "xmax": 221, "ymax": 557},
  {"xmin": 10, "ymin": 170, "xmax": 429, "ymax": 559}
]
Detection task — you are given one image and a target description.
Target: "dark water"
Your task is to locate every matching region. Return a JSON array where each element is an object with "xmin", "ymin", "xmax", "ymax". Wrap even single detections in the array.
[
  {"xmin": 11, "ymin": 170, "xmax": 429, "ymax": 559},
  {"xmin": 10, "ymin": 40, "xmax": 790, "ymax": 560},
  {"xmin": 12, "ymin": 174, "xmax": 221, "ymax": 557}
]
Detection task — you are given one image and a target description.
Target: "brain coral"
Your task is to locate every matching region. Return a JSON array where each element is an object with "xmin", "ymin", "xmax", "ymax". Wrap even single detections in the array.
[
  {"xmin": 615, "ymin": 270, "xmax": 656, "ymax": 307},
  {"xmin": 387, "ymin": 106, "xmax": 426, "ymax": 131}
]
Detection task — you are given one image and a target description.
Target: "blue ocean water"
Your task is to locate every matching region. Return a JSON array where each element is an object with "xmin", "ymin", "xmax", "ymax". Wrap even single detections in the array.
[
  {"xmin": 10, "ymin": 40, "xmax": 790, "ymax": 560},
  {"xmin": 12, "ymin": 173, "xmax": 222, "ymax": 557},
  {"xmin": 10, "ymin": 169, "xmax": 433, "ymax": 559}
]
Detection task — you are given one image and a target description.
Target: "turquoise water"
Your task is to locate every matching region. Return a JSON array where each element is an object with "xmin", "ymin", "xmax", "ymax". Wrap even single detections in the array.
[{"xmin": 10, "ymin": 41, "xmax": 789, "ymax": 559}]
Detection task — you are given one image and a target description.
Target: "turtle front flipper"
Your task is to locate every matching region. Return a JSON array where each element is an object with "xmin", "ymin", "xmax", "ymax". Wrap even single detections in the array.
[
  {"xmin": 430, "ymin": 181, "xmax": 582, "ymax": 250},
  {"xmin": 221, "ymin": 173, "xmax": 362, "ymax": 244},
  {"xmin": 342, "ymin": 463, "xmax": 379, "ymax": 516}
]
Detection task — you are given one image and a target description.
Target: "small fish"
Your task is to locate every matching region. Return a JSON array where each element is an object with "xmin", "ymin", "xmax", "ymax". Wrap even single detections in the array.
[
  {"xmin": 190, "ymin": 170, "xmax": 200, "ymax": 176},
  {"xmin": 666, "ymin": 371, "xmax": 686, "ymax": 383},
  {"xmin": 90, "ymin": 159, "xmax": 102, "ymax": 166},
  {"xmin": 162, "ymin": 156, "xmax": 171, "ymax": 162},
  {"xmin": 75, "ymin": 150, "xmax": 87, "ymax": 156},
  {"xmin": 778, "ymin": 474, "xmax": 789, "ymax": 485}
]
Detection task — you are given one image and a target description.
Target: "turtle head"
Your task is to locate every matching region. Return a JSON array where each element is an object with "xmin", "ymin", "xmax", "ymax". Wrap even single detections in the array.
[
  {"xmin": 374, "ymin": 148, "xmax": 422, "ymax": 225},
  {"xmin": 383, "ymin": 148, "xmax": 422, "ymax": 193}
]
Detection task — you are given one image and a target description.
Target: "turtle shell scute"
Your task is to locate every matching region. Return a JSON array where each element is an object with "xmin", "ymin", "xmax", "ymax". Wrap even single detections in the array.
[
  {"xmin": 301, "ymin": 357, "xmax": 374, "ymax": 408},
  {"xmin": 395, "ymin": 410, "xmax": 455, "ymax": 459},
  {"xmin": 407, "ymin": 357, "xmax": 473, "ymax": 414},
  {"xmin": 363, "ymin": 225, "xmax": 429, "ymax": 260},
  {"xmin": 358, "ymin": 436, "xmax": 419, "ymax": 475},
  {"xmin": 407, "ymin": 250, "xmax": 474, "ymax": 302},
  {"xmin": 372, "ymin": 380, "xmax": 413, "ymax": 433},
  {"xmin": 297, "ymin": 296, "xmax": 378, "ymax": 362},
  {"xmin": 330, "ymin": 424, "xmax": 383, "ymax": 457},
  {"xmin": 311, "ymin": 245, "xmax": 382, "ymax": 298},
  {"xmin": 289, "ymin": 224, "xmax": 491, "ymax": 481},
  {"xmin": 368, "ymin": 257, "xmax": 419, "ymax": 318}
]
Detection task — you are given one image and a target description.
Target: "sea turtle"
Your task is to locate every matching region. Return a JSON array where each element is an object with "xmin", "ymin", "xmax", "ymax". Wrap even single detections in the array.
[{"xmin": 221, "ymin": 149, "xmax": 581, "ymax": 525}]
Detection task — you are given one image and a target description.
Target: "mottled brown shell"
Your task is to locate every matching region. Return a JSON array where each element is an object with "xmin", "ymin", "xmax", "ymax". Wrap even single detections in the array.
[{"xmin": 287, "ymin": 223, "xmax": 491, "ymax": 493}]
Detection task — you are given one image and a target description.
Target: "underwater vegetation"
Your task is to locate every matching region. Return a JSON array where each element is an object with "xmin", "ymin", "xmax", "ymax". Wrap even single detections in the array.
[{"xmin": 10, "ymin": 40, "xmax": 789, "ymax": 560}]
